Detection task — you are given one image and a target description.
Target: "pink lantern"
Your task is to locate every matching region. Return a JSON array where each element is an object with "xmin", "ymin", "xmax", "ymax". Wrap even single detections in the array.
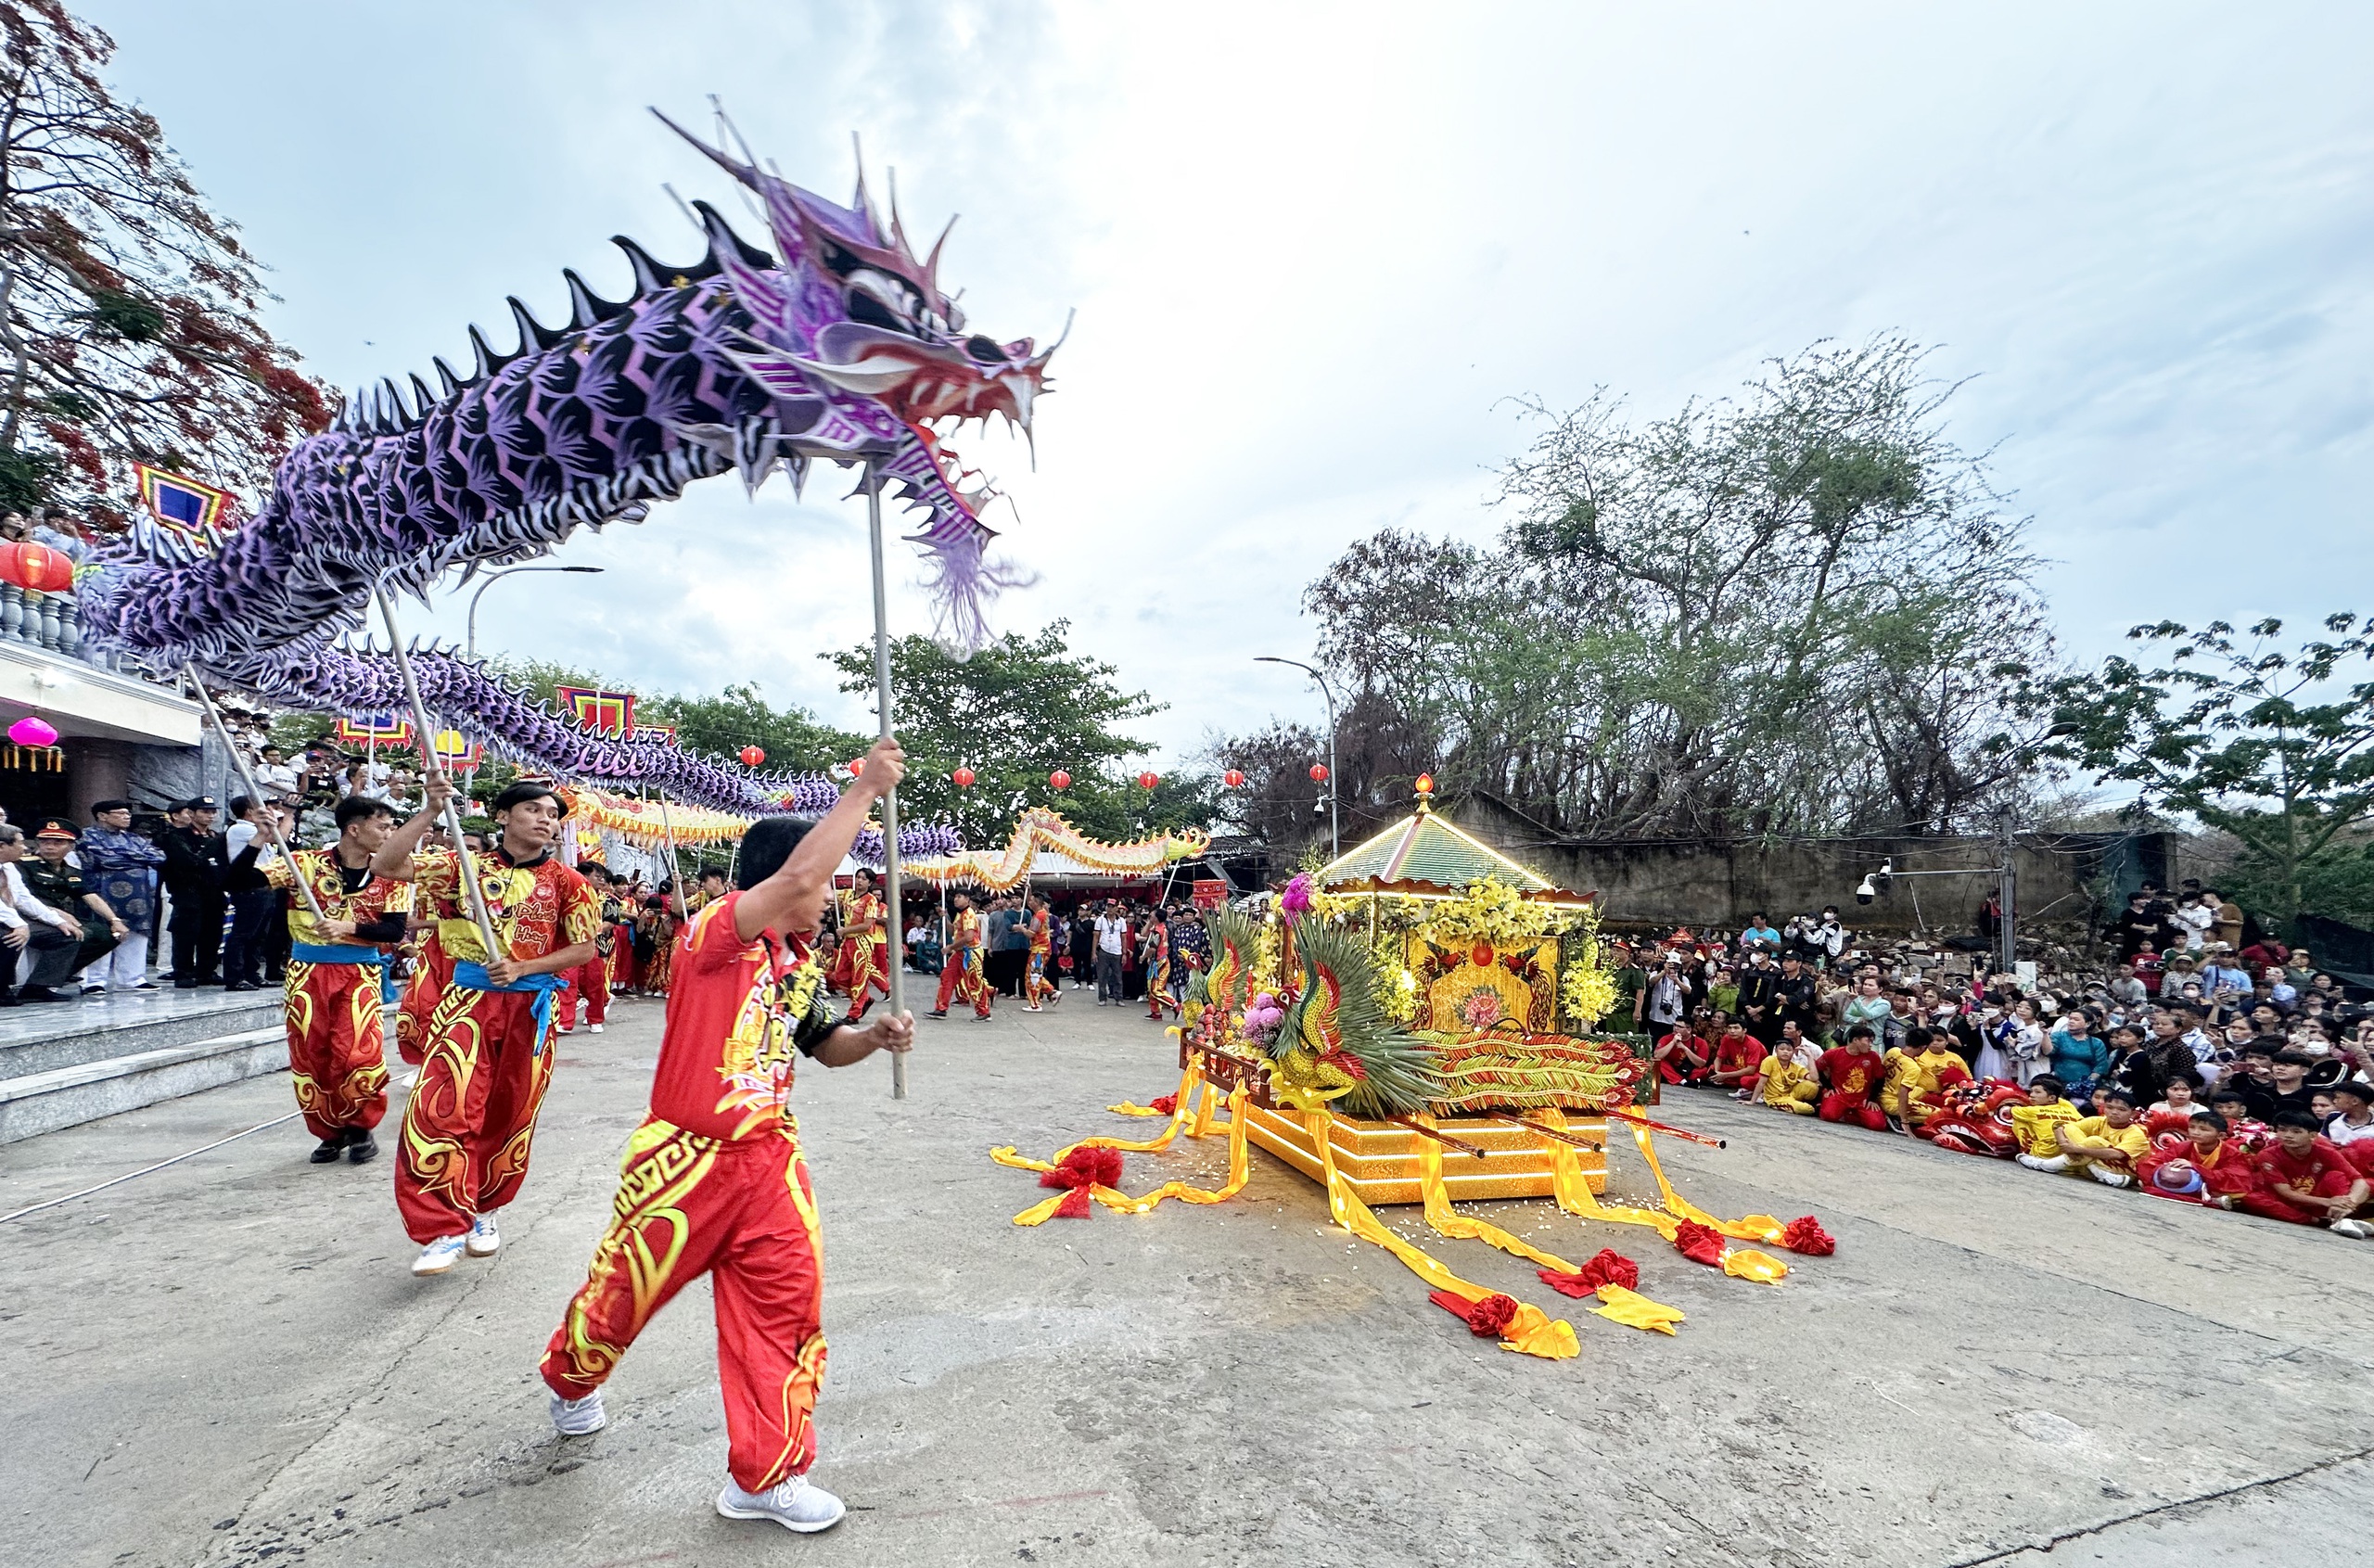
[{"xmin": 8, "ymin": 715, "xmax": 57, "ymax": 748}]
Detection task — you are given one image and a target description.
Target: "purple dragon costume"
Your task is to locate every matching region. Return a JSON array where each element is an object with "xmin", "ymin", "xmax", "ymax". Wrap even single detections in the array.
[{"xmin": 77, "ymin": 114, "xmax": 1058, "ymax": 858}]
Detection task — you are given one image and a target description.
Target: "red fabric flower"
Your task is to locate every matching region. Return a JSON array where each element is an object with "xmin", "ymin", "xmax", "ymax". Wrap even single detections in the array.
[
  {"xmin": 1053, "ymin": 1187, "xmax": 1093, "ymax": 1219},
  {"xmin": 1672, "ymin": 1219, "xmax": 1727, "ymax": 1267},
  {"xmin": 1538, "ymin": 1246, "xmax": 1642, "ymax": 1296},
  {"xmin": 1150, "ymin": 1093, "xmax": 1179, "ymax": 1115},
  {"xmin": 1040, "ymin": 1145, "xmax": 1125, "ymax": 1192},
  {"xmin": 1780, "ymin": 1215, "xmax": 1835, "ymax": 1256},
  {"xmin": 1429, "ymin": 1289, "xmax": 1521, "ymax": 1337}
]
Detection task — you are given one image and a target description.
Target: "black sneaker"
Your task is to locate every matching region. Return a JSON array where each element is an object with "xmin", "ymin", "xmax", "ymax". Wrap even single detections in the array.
[
  {"xmin": 225, "ymin": 981, "xmax": 259, "ymax": 993},
  {"xmin": 16, "ymin": 986, "xmax": 62, "ymax": 1002},
  {"xmin": 310, "ymin": 1137, "xmax": 344, "ymax": 1164},
  {"xmin": 346, "ymin": 1128, "xmax": 378, "ymax": 1165},
  {"xmin": 926, "ymin": 1010, "xmax": 949, "ymax": 1018}
]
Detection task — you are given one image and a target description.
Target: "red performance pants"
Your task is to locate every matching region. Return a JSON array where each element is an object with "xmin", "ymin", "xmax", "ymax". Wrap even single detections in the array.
[
  {"xmin": 839, "ymin": 935, "xmax": 887, "ymax": 1023},
  {"xmin": 284, "ymin": 952, "xmax": 389, "ymax": 1139},
  {"xmin": 1819, "ymin": 1092, "xmax": 1888, "ymax": 1131},
  {"xmin": 395, "ymin": 934, "xmax": 453, "ymax": 1067},
  {"xmin": 560, "ymin": 951, "xmax": 610, "ymax": 1029},
  {"xmin": 2236, "ymin": 1170, "xmax": 2358, "ymax": 1225},
  {"xmin": 395, "ymin": 985, "xmax": 559, "ymax": 1242},
  {"xmin": 542, "ymin": 1120, "xmax": 826, "ymax": 1492},
  {"xmin": 936, "ymin": 948, "xmax": 992, "ymax": 1017}
]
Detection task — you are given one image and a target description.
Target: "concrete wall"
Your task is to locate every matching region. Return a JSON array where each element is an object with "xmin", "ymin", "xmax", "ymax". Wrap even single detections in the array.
[{"xmin": 1456, "ymin": 794, "xmax": 2142, "ymax": 934}]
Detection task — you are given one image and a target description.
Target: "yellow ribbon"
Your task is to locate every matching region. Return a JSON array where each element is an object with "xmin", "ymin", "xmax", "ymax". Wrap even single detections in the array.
[
  {"xmin": 991, "ymin": 1074, "xmax": 1251, "ymax": 1226},
  {"xmin": 1304, "ymin": 1110, "xmax": 1578, "ymax": 1360}
]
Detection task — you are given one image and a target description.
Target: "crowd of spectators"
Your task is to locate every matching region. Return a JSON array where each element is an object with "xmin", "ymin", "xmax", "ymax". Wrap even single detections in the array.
[{"xmin": 1612, "ymin": 887, "xmax": 2374, "ymax": 1240}]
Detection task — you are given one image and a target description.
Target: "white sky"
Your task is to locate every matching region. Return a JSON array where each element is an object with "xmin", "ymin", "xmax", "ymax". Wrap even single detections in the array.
[{"xmin": 83, "ymin": 1, "xmax": 2374, "ymax": 767}]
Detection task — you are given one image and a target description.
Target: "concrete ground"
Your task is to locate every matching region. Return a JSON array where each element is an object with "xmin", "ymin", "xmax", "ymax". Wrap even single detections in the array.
[{"xmin": 3, "ymin": 983, "xmax": 2370, "ymax": 1568}]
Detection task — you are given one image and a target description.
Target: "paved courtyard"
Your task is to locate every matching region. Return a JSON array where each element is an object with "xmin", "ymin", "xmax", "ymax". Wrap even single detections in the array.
[{"xmin": 3, "ymin": 987, "xmax": 2368, "ymax": 1567}]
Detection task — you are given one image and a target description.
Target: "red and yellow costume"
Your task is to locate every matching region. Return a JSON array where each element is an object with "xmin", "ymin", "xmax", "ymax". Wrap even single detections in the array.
[
  {"xmin": 2136, "ymin": 1136, "xmax": 2257, "ymax": 1205},
  {"xmin": 638, "ymin": 899, "xmax": 681, "ymax": 997},
  {"xmin": 542, "ymin": 893, "xmax": 836, "ymax": 1494},
  {"xmin": 395, "ymin": 848, "xmax": 600, "ymax": 1243},
  {"xmin": 834, "ymin": 886, "xmax": 889, "ymax": 1023},
  {"xmin": 2239, "ymin": 1137, "xmax": 2368, "ymax": 1225},
  {"xmin": 266, "ymin": 850, "xmax": 412, "ymax": 1141},
  {"xmin": 1024, "ymin": 911, "xmax": 1055, "ymax": 1007},
  {"xmin": 1816, "ymin": 1044, "xmax": 1888, "ymax": 1130},
  {"xmin": 1882, "ymin": 1043, "xmax": 1970, "ymax": 1127},
  {"xmin": 561, "ymin": 887, "xmax": 619, "ymax": 1031},
  {"xmin": 396, "ymin": 893, "xmax": 458, "ymax": 1067},
  {"xmin": 935, "ymin": 905, "xmax": 992, "ymax": 1017}
]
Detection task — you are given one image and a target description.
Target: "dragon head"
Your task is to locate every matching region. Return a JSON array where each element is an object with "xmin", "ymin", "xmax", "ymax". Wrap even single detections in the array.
[{"xmin": 657, "ymin": 110, "xmax": 1062, "ymax": 648}]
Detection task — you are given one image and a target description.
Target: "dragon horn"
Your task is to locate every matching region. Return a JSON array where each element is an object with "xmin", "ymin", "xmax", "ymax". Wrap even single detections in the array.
[{"xmin": 649, "ymin": 105, "xmax": 759, "ymax": 188}]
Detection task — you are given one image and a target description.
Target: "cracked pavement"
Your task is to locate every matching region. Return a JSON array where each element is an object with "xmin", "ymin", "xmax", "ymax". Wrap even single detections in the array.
[{"xmin": 3, "ymin": 988, "xmax": 2370, "ymax": 1567}]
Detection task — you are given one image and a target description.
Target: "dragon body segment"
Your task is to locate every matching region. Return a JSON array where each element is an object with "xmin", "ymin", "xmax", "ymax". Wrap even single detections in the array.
[{"xmin": 71, "ymin": 116, "xmax": 1053, "ymax": 850}]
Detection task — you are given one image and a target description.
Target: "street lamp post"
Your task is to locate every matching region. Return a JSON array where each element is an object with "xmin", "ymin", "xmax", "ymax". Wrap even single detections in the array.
[
  {"xmin": 1255, "ymin": 655, "xmax": 1338, "ymax": 857},
  {"xmin": 465, "ymin": 565, "xmax": 604, "ymax": 658}
]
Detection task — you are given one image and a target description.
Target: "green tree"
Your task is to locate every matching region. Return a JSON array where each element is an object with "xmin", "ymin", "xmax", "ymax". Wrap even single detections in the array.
[
  {"xmin": 1276, "ymin": 336, "xmax": 2058, "ymax": 843},
  {"xmin": 2043, "ymin": 616, "xmax": 2374, "ymax": 926},
  {"xmin": 640, "ymin": 682, "xmax": 866, "ymax": 775},
  {"xmin": 0, "ymin": 4, "xmax": 329, "ymax": 521},
  {"xmin": 826, "ymin": 620, "xmax": 1186, "ymax": 845}
]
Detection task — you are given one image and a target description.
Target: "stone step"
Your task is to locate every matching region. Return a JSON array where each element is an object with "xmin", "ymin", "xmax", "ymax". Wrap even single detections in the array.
[
  {"xmin": 0, "ymin": 1027, "xmax": 287, "ymax": 1144},
  {"xmin": 0, "ymin": 997, "xmax": 284, "ymax": 1079}
]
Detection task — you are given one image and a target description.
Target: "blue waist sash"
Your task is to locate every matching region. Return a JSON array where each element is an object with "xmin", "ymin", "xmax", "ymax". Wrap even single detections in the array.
[
  {"xmin": 292, "ymin": 943, "xmax": 385, "ymax": 966},
  {"xmin": 453, "ymin": 962, "xmax": 572, "ymax": 1053}
]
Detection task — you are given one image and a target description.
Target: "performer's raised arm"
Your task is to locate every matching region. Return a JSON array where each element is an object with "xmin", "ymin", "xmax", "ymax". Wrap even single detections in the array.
[
  {"xmin": 734, "ymin": 735, "xmax": 906, "ymax": 944},
  {"xmin": 373, "ymin": 770, "xmax": 456, "ymax": 880}
]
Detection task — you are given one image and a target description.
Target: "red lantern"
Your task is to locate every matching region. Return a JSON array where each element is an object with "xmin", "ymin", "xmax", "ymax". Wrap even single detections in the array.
[
  {"xmin": 739, "ymin": 745, "xmax": 767, "ymax": 768},
  {"xmin": 1308, "ymin": 763, "xmax": 1330, "ymax": 784},
  {"xmin": 951, "ymin": 766, "xmax": 976, "ymax": 788},
  {"xmin": 1137, "ymin": 771, "xmax": 1159, "ymax": 790},
  {"xmin": 1049, "ymin": 770, "xmax": 1071, "ymax": 790},
  {"xmin": 849, "ymin": 757, "xmax": 865, "ymax": 776},
  {"xmin": 1223, "ymin": 768, "xmax": 1244, "ymax": 788},
  {"xmin": 0, "ymin": 542, "xmax": 72, "ymax": 594}
]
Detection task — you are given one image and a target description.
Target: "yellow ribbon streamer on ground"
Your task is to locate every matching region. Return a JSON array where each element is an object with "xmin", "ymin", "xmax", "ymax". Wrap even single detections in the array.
[
  {"xmin": 991, "ymin": 1070, "xmax": 1250, "ymax": 1225},
  {"xmin": 1591, "ymin": 1284, "xmax": 1685, "ymax": 1334},
  {"xmin": 1619, "ymin": 1120, "xmax": 1791, "ymax": 1282},
  {"xmin": 1303, "ymin": 1111, "xmax": 1578, "ymax": 1360}
]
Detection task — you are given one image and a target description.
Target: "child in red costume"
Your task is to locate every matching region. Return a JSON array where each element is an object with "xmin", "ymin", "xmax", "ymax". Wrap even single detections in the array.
[
  {"xmin": 558, "ymin": 862, "xmax": 616, "ymax": 1034},
  {"xmin": 2136, "ymin": 1110, "xmax": 2259, "ymax": 1205},
  {"xmin": 1816, "ymin": 1024, "xmax": 1890, "ymax": 1129},
  {"xmin": 541, "ymin": 736, "xmax": 915, "ymax": 1536},
  {"xmin": 834, "ymin": 868, "xmax": 891, "ymax": 1023},
  {"xmin": 264, "ymin": 796, "xmax": 412, "ymax": 1165},
  {"xmin": 374, "ymin": 776, "xmax": 601, "ymax": 1276},
  {"xmin": 2238, "ymin": 1112, "xmax": 2372, "ymax": 1233},
  {"xmin": 931, "ymin": 891, "xmax": 993, "ymax": 1019}
]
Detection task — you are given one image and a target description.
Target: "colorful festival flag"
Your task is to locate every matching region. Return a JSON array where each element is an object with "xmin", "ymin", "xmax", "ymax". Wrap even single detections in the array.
[
  {"xmin": 132, "ymin": 465, "xmax": 237, "ymax": 563},
  {"xmin": 554, "ymin": 685, "xmax": 637, "ymax": 737},
  {"xmin": 334, "ymin": 712, "xmax": 415, "ymax": 747}
]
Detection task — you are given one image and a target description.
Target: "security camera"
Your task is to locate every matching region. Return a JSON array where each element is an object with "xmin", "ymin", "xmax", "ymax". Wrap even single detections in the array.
[{"xmin": 1855, "ymin": 860, "xmax": 1895, "ymax": 905}]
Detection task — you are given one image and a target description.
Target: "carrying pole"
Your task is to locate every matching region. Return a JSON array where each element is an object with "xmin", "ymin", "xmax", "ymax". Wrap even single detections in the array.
[
  {"xmin": 373, "ymin": 590, "xmax": 501, "ymax": 960},
  {"xmin": 181, "ymin": 665, "xmax": 327, "ymax": 927},
  {"xmin": 863, "ymin": 458, "xmax": 909, "ymax": 1100}
]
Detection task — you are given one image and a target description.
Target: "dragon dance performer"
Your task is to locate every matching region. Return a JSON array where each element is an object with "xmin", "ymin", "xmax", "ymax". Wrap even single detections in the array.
[
  {"xmin": 1816, "ymin": 1026, "xmax": 1889, "ymax": 1130},
  {"xmin": 559, "ymin": 862, "xmax": 616, "ymax": 1035},
  {"xmin": 262, "ymin": 796, "xmax": 413, "ymax": 1165},
  {"xmin": 1882, "ymin": 1025, "xmax": 1970, "ymax": 1135},
  {"xmin": 542, "ymin": 736, "xmax": 914, "ymax": 1535},
  {"xmin": 375, "ymin": 774, "xmax": 601, "ymax": 1276},
  {"xmin": 833, "ymin": 867, "xmax": 890, "ymax": 1023},
  {"xmin": 930, "ymin": 889, "xmax": 992, "ymax": 1020},
  {"xmin": 395, "ymin": 823, "xmax": 479, "ymax": 1066},
  {"xmin": 1022, "ymin": 895, "xmax": 1059, "ymax": 1012}
]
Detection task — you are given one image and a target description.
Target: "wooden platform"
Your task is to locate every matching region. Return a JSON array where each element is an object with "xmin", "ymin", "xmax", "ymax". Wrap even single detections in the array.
[{"xmin": 1236, "ymin": 1102, "xmax": 1607, "ymax": 1206}]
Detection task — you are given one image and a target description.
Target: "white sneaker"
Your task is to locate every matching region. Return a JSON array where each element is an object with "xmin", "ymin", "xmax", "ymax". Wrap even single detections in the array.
[
  {"xmin": 589, "ymin": 1023, "xmax": 604, "ymax": 1034},
  {"xmin": 411, "ymin": 1234, "xmax": 469, "ymax": 1276},
  {"xmin": 549, "ymin": 1387, "xmax": 606, "ymax": 1435},
  {"xmin": 466, "ymin": 1213, "xmax": 501, "ymax": 1256},
  {"xmin": 559, "ymin": 1024, "xmax": 575, "ymax": 1035},
  {"xmin": 2331, "ymin": 1217, "xmax": 2372, "ymax": 1240},
  {"xmin": 717, "ymin": 1473, "xmax": 846, "ymax": 1534}
]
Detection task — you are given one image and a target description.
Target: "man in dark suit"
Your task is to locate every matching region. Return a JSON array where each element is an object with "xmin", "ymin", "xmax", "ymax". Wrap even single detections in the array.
[{"xmin": 162, "ymin": 796, "xmax": 229, "ymax": 987}]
